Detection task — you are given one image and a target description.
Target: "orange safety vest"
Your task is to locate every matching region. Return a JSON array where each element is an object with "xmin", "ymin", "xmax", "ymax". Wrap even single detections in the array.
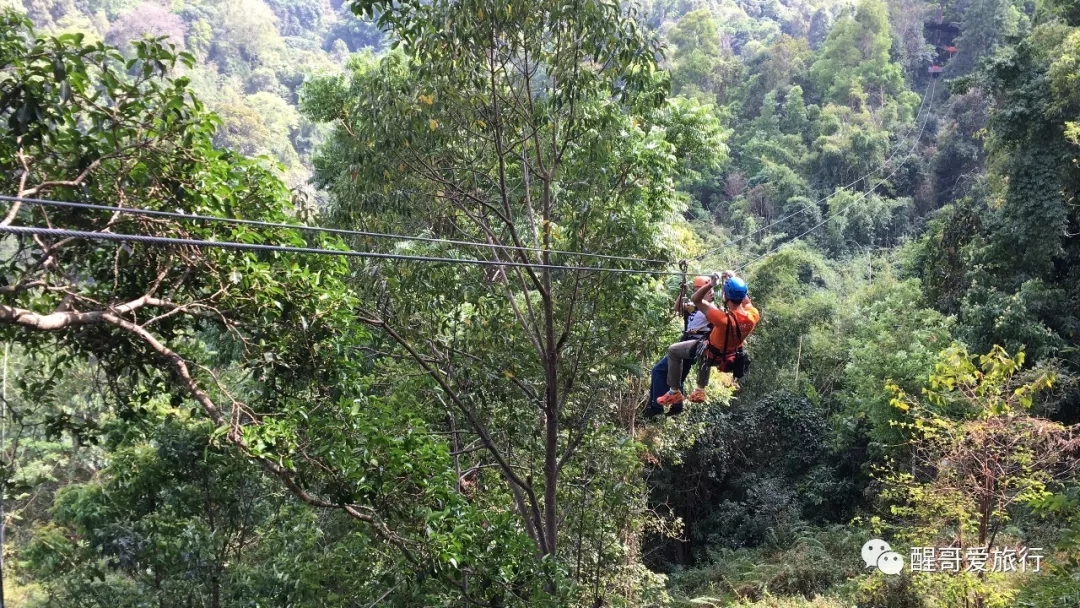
[{"xmin": 703, "ymin": 305, "xmax": 760, "ymax": 367}]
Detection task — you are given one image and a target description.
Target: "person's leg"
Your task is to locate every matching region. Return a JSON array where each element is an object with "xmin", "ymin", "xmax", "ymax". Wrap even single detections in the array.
[
  {"xmin": 664, "ymin": 341, "xmax": 700, "ymax": 414},
  {"xmin": 696, "ymin": 361, "xmax": 711, "ymax": 389},
  {"xmin": 645, "ymin": 356, "xmax": 669, "ymax": 415},
  {"xmin": 681, "ymin": 353, "xmax": 694, "ymax": 392},
  {"xmin": 665, "ymin": 340, "xmax": 700, "ymax": 393},
  {"xmin": 688, "ymin": 359, "xmax": 711, "ymax": 403}
]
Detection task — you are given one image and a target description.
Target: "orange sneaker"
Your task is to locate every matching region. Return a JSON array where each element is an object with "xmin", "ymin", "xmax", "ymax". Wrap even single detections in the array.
[
  {"xmin": 688, "ymin": 388, "xmax": 707, "ymax": 403},
  {"xmin": 657, "ymin": 391, "xmax": 684, "ymax": 406}
]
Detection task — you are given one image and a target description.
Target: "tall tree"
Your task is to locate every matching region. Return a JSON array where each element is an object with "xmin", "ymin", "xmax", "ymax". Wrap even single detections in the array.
[
  {"xmin": 0, "ymin": 15, "xmax": 540, "ymax": 606},
  {"xmin": 739, "ymin": 34, "xmax": 812, "ymax": 119},
  {"xmin": 669, "ymin": 9, "xmax": 741, "ymax": 104},
  {"xmin": 947, "ymin": 26, "xmax": 1080, "ymax": 395},
  {"xmin": 809, "ymin": 0, "xmax": 904, "ymax": 108},
  {"xmin": 780, "ymin": 84, "xmax": 809, "ymax": 136},
  {"xmin": 302, "ymin": 0, "xmax": 725, "ymax": 599},
  {"xmin": 883, "ymin": 345, "xmax": 1078, "ymax": 608},
  {"xmin": 950, "ymin": 0, "xmax": 1024, "ymax": 75}
]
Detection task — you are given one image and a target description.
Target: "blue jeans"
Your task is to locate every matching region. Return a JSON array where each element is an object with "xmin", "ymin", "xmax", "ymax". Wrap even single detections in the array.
[{"xmin": 646, "ymin": 354, "xmax": 693, "ymax": 415}]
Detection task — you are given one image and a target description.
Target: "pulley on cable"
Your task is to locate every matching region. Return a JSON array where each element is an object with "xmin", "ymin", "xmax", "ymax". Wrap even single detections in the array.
[{"xmin": 674, "ymin": 260, "xmax": 690, "ymax": 332}]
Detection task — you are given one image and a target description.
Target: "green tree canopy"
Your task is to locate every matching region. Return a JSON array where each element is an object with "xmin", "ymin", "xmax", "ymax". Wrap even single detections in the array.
[{"xmin": 809, "ymin": 0, "xmax": 905, "ymax": 107}]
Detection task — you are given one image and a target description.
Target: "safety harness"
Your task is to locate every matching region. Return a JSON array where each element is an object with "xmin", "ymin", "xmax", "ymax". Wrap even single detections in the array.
[
  {"xmin": 696, "ymin": 311, "xmax": 737, "ymax": 360},
  {"xmin": 696, "ymin": 310, "xmax": 750, "ymax": 377}
]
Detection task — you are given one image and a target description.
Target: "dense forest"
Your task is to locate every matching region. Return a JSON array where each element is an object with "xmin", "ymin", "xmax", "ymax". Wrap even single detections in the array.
[{"xmin": 0, "ymin": 0, "xmax": 1078, "ymax": 604}]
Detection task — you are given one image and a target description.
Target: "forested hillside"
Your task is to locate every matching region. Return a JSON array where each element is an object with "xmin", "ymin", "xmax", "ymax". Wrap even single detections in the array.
[
  {"xmin": 0, "ymin": 0, "xmax": 1079, "ymax": 605},
  {"xmin": 7, "ymin": 0, "xmax": 383, "ymax": 188}
]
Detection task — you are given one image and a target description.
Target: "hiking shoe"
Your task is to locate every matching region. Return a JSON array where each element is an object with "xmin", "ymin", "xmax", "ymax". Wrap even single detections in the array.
[
  {"xmin": 656, "ymin": 391, "xmax": 684, "ymax": 406},
  {"xmin": 688, "ymin": 388, "xmax": 706, "ymax": 403}
]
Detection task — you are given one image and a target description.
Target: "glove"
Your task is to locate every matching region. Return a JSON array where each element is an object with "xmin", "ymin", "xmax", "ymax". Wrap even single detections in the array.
[{"xmin": 710, "ymin": 272, "xmax": 722, "ymax": 287}]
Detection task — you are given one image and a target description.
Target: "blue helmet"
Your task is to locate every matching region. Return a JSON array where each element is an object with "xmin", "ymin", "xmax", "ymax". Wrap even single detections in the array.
[{"xmin": 723, "ymin": 277, "xmax": 748, "ymax": 302}]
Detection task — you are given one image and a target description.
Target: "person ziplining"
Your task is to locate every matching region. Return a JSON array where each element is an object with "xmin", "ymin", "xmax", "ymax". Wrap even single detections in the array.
[
  {"xmin": 654, "ymin": 272, "xmax": 760, "ymax": 412},
  {"xmin": 645, "ymin": 274, "xmax": 715, "ymax": 417}
]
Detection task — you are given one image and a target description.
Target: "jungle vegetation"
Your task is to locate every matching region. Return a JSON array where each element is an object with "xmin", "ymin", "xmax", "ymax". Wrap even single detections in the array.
[{"xmin": 0, "ymin": 0, "xmax": 1078, "ymax": 605}]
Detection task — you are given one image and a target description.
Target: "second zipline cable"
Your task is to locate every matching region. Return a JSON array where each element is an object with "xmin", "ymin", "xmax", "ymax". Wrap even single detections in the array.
[
  {"xmin": 694, "ymin": 77, "xmax": 938, "ymax": 262},
  {"xmin": 729, "ymin": 78, "xmax": 939, "ymax": 274}
]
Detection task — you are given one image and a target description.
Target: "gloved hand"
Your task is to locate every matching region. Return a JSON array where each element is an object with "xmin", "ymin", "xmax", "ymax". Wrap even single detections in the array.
[
  {"xmin": 721, "ymin": 270, "xmax": 734, "ymax": 282},
  {"xmin": 710, "ymin": 272, "xmax": 722, "ymax": 287}
]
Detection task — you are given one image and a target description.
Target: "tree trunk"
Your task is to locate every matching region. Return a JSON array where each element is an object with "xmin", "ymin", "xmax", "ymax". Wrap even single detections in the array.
[{"xmin": 541, "ymin": 176, "xmax": 559, "ymax": 557}]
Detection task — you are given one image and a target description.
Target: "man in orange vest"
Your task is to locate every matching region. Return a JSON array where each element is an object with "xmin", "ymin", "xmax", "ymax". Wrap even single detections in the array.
[{"xmin": 657, "ymin": 273, "xmax": 760, "ymax": 408}]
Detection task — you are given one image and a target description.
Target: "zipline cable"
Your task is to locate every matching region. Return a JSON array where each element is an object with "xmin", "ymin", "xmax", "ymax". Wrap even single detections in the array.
[
  {"xmin": 0, "ymin": 195, "xmax": 671, "ymax": 267},
  {"xmin": 693, "ymin": 78, "xmax": 937, "ymax": 262},
  {"xmin": 0, "ymin": 225, "xmax": 686, "ymax": 276},
  {"xmin": 2, "ymin": 80, "xmax": 938, "ymax": 279},
  {"xmin": 729, "ymin": 78, "xmax": 939, "ymax": 274}
]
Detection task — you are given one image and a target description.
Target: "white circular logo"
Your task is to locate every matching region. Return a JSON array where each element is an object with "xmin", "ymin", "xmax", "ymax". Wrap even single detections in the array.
[
  {"xmin": 861, "ymin": 539, "xmax": 891, "ymax": 568},
  {"xmin": 877, "ymin": 551, "xmax": 905, "ymax": 575}
]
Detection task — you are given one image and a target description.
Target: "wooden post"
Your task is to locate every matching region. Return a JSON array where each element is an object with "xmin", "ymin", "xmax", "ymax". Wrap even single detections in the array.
[{"xmin": 794, "ymin": 335, "xmax": 803, "ymax": 385}]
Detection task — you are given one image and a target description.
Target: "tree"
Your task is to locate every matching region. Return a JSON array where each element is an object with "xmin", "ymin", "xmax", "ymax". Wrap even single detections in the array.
[
  {"xmin": 105, "ymin": 3, "xmax": 186, "ymax": 51},
  {"xmin": 809, "ymin": 105, "xmax": 893, "ymax": 192},
  {"xmin": 888, "ymin": 0, "xmax": 931, "ymax": 75},
  {"xmin": 908, "ymin": 198, "xmax": 984, "ymax": 315},
  {"xmin": 24, "ymin": 412, "xmax": 272, "ymax": 608},
  {"xmin": 929, "ymin": 88, "xmax": 991, "ymax": 209},
  {"xmin": 780, "ymin": 85, "xmax": 809, "ymax": 137},
  {"xmin": 739, "ymin": 34, "xmax": 812, "ymax": 119},
  {"xmin": 1049, "ymin": 0, "xmax": 1080, "ymax": 25},
  {"xmin": 950, "ymin": 0, "xmax": 1024, "ymax": 76},
  {"xmin": 83, "ymin": 0, "xmax": 141, "ymax": 20},
  {"xmin": 1, "ymin": 15, "xmax": 539, "ymax": 606},
  {"xmin": 668, "ymin": 9, "xmax": 741, "ymax": 103},
  {"xmin": 807, "ymin": 9, "xmax": 831, "ymax": 50},
  {"xmin": 949, "ymin": 27, "xmax": 1080, "ymax": 388},
  {"xmin": 211, "ymin": 98, "xmax": 275, "ymax": 156},
  {"xmin": 322, "ymin": 6, "xmax": 383, "ymax": 52},
  {"xmin": 809, "ymin": 0, "xmax": 904, "ymax": 108},
  {"xmin": 209, "ymin": 0, "xmax": 285, "ymax": 72},
  {"xmin": 882, "ymin": 345, "xmax": 1079, "ymax": 608},
  {"xmin": 302, "ymin": 0, "xmax": 725, "ymax": 599},
  {"xmin": 669, "ymin": 8, "xmax": 721, "ymax": 57},
  {"xmin": 264, "ymin": 0, "xmax": 324, "ymax": 36},
  {"xmin": 210, "ymin": 91, "xmax": 304, "ymax": 182}
]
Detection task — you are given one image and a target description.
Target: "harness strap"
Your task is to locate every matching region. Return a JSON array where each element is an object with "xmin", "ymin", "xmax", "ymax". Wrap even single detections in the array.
[
  {"xmin": 707, "ymin": 310, "xmax": 744, "ymax": 359},
  {"xmin": 675, "ymin": 259, "xmax": 689, "ymax": 332}
]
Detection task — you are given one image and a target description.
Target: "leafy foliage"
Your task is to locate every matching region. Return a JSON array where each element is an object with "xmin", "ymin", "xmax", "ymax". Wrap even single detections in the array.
[
  {"xmin": 878, "ymin": 345, "xmax": 1078, "ymax": 607},
  {"xmin": 4, "ymin": 0, "xmax": 1080, "ymax": 604},
  {"xmin": 0, "ymin": 16, "xmax": 549, "ymax": 606}
]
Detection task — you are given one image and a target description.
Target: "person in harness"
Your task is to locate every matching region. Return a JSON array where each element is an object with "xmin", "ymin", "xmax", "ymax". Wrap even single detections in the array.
[
  {"xmin": 680, "ymin": 274, "xmax": 716, "ymax": 341},
  {"xmin": 656, "ymin": 273, "xmax": 760, "ymax": 409},
  {"xmin": 645, "ymin": 275, "xmax": 716, "ymax": 417}
]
